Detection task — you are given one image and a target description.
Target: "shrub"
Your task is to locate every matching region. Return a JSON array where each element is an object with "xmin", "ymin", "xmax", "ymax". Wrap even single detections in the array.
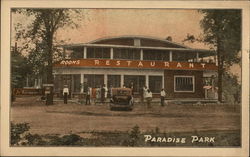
[
  {"xmin": 24, "ymin": 133, "xmax": 46, "ymax": 145},
  {"xmin": 11, "ymin": 122, "xmax": 30, "ymax": 145},
  {"xmin": 127, "ymin": 125, "xmax": 141, "ymax": 146},
  {"xmin": 49, "ymin": 134, "xmax": 83, "ymax": 146}
]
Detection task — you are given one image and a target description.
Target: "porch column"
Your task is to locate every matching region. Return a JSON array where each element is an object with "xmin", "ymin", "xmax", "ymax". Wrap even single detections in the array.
[
  {"xmin": 71, "ymin": 75, "xmax": 74, "ymax": 98},
  {"xmin": 83, "ymin": 47, "xmax": 87, "ymax": 59},
  {"xmin": 121, "ymin": 75, "xmax": 124, "ymax": 87},
  {"xmin": 169, "ymin": 51, "xmax": 173, "ymax": 61},
  {"xmin": 38, "ymin": 78, "xmax": 41, "ymax": 88},
  {"xmin": 140, "ymin": 49, "xmax": 143, "ymax": 60},
  {"xmin": 214, "ymin": 55, "xmax": 218, "ymax": 66},
  {"xmin": 162, "ymin": 75, "xmax": 164, "ymax": 89},
  {"xmin": 110, "ymin": 48, "xmax": 114, "ymax": 59},
  {"xmin": 80, "ymin": 74, "xmax": 84, "ymax": 93},
  {"xmin": 145, "ymin": 75, "xmax": 149, "ymax": 88},
  {"xmin": 196, "ymin": 52, "xmax": 199, "ymax": 62},
  {"xmin": 34, "ymin": 79, "xmax": 37, "ymax": 88},
  {"xmin": 104, "ymin": 74, "xmax": 108, "ymax": 87}
]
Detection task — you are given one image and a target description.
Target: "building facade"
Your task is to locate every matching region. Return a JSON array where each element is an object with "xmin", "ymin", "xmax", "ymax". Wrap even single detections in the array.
[{"xmin": 53, "ymin": 36, "xmax": 217, "ymax": 99}]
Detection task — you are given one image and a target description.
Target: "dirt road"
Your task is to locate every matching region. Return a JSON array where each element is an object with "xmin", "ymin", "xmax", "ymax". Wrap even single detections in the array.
[{"xmin": 11, "ymin": 96, "xmax": 241, "ymax": 135}]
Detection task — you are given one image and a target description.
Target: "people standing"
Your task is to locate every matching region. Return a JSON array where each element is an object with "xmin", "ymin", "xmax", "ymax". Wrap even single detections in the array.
[
  {"xmin": 160, "ymin": 88, "xmax": 166, "ymax": 106},
  {"xmin": 101, "ymin": 84, "xmax": 105, "ymax": 103},
  {"xmin": 95, "ymin": 87, "xmax": 101, "ymax": 105},
  {"xmin": 140, "ymin": 87, "xmax": 144, "ymax": 103},
  {"xmin": 108, "ymin": 85, "xmax": 113, "ymax": 98},
  {"xmin": 63, "ymin": 85, "xmax": 69, "ymax": 104},
  {"xmin": 129, "ymin": 82, "xmax": 134, "ymax": 95},
  {"xmin": 104, "ymin": 84, "xmax": 108, "ymax": 100},
  {"xmin": 234, "ymin": 90, "xmax": 240, "ymax": 104},
  {"xmin": 85, "ymin": 87, "xmax": 91, "ymax": 105},
  {"xmin": 143, "ymin": 86, "xmax": 148, "ymax": 103},
  {"xmin": 145, "ymin": 89, "xmax": 152, "ymax": 108}
]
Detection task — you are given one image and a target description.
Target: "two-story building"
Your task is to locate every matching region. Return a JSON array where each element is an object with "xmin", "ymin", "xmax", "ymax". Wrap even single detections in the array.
[{"xmin": 53, "ymin": 35, "xmax": 217, "ymax": 99}]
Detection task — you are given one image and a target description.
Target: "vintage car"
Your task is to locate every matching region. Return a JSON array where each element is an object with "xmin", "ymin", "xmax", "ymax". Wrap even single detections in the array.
[{"xmin": 110, "ymin": 88, "xmax": 134, "ymax": 111}]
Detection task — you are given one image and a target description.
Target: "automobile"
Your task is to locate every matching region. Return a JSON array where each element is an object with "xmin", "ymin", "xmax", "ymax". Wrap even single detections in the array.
[{"xmin": 110, "ymin": 88, "xmax": 134, "ymax": 111}]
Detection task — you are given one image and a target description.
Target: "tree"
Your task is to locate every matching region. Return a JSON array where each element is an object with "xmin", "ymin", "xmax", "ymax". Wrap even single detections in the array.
[
  {"xmin": 11, "ymin": 43, "xmax": 33, "ymax": 101},
  {"xmin": 13, "ymin": 9, "xmax": 84, "ymax": 105},
  {"xmin": 183, "ymin": 10, "xmax": 241, "ymax": 102},
  {"xmin": 200, "ymin": 10, "xmax": 241, "ymax": 102}
]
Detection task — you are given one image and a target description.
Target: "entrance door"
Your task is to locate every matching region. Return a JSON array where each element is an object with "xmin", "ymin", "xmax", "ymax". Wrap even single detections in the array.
[{"xmin": 124, "ymin": 75, "xmax": 145, "ymax": 93}]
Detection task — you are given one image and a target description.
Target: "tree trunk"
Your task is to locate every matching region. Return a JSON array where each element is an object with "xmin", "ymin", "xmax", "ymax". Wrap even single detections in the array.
[
  {"xmin": 217, "ymin": 63, "xmax": 223, "ymax": 102},
  {"xmin": 46, "ymin": 33, "xmax": 54, "ymax": 105},
  {"xmin": 217, "ymin": 39, "xmax": 224, "ymax": 103}
]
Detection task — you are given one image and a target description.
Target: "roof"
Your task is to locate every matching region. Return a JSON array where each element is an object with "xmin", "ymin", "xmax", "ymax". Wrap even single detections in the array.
[
  {"xmin": 58, "ymin": 35, "xmax": 215, "ymax": 57},
  {"xmin": 87, "ymin": 35, "xmax": 190, "ymax": 49}
]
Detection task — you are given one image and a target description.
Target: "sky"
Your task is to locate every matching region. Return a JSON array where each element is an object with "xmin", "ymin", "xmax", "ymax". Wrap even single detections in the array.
[
  {"xmin": 54, "ymin": 9, "xmax": 208, "ymax": 49},
  {"xmin": 12, "ymin": 9, "xmax": 209, "ymax": 49}
]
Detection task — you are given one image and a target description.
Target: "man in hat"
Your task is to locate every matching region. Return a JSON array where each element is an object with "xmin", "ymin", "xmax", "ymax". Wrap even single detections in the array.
[
  {"xmin": 160, "ymin": 88, "xmax": 166, "ymax": 106},
  {"xmin": 63, "ymin": 85, "xmax": 69, "ymax": 104}
]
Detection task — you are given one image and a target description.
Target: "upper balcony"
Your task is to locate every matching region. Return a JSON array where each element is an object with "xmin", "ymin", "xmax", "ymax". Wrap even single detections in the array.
[
  {"xmin": 58, "ymin": 35, "xmax": 216, "ymax": 64},
  {"xmin": 62, "ymin": 46, "xmax": 216, "ymax": 64}
]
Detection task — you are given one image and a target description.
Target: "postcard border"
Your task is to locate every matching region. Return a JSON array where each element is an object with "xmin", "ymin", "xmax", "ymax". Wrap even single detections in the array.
[{"xmin": 1, "ymin": 0, "xmax": 249, "ymax": 156}]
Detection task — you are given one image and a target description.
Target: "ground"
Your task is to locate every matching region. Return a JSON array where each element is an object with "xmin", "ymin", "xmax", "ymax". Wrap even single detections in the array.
[{"xmin": 10, "ymin": 95, "xmax": 241, "ymax": 146}]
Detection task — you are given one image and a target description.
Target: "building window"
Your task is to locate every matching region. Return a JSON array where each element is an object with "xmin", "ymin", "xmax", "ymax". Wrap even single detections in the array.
[
  {"xmin": 124, "ymin": 75, "xmax": 145, "ymax": 93},
  {"xmin": 87, "ymin": 47, "xmax": 110, "ymax": 59},
  {"xmin": 174, "ymin": 76, "xmax": 195, "ymax": 92},
  {"xmin": 73, "ymin": 74, "xmax": 81, "ymax": 92},
  {"xmin": 113, "ymin": 48, "xmax": 140, "ymax": 60},
  {"xmin": 84, "ymin": 74, "xmax": 104, "ymax": 88},
  {"xmin": 108, "ymin": 75, "xmax": 121, "ymax": 88},
  {"xmin": 70, "ymin": 48, "xmax": 84, "ymax": 59},
  {"xmin": 172, "ymin": 51, "xmax": 196, "ymax": 62},
  {"xmin": 143, "ymin": 49, "xmax": 169, "ymax": 61},
  {"xmin": 149, "ymin": 76, "xmax": 162, "ymax": 93}
]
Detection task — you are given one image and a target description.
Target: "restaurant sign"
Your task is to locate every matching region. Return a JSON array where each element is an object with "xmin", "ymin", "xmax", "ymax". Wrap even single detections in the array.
[{"xmin": 54, "ymin": 59, "xmax": 218, "ymax": 70}]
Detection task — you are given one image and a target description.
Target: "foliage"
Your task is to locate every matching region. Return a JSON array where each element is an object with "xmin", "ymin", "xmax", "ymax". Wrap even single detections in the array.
[
  {"xmin": 183, "ymin": 10, "xmax": 241, "ymax": 102},
  {"xmin": 11, "ymin": 122, "xmax": 84, "ymax": 146},
  {"xmin": 222, "ymin": 73, "xmax": 241, "ymax": 104},
  {"xmin": 182, "ymin": 33, "xmax": 196, "ymax": 43},
  {"xmin": 199, "ymin": 10, "xmax": 241, "ymax": 66},
  {"xmin": 11, "ymin": 123, "xmax": 240, "ymax": 146},
  {"xmin": 24, "ymin": 133, "xmax": 46, "ymax": 145},
  {"xmin": 11, "ymin": 47, "xmax": 32, "ymax": 88},
  {"xmin": 49, "ymin": 134, "xmax": 83, "ymax": 145},
  {"xmin": 10, "ymin": 122, "xmax": 30, "ymax": 145},
  {"xmin": 200, "ymin": 10, "xmax": 241, "ymax": 102},
  {"xmin": 12, "ymin": 8, "xmax": 85, "ymax": 104},
  {"xmin": 126, "ymin": 125, "xmax": 141, "ymax": 146}
]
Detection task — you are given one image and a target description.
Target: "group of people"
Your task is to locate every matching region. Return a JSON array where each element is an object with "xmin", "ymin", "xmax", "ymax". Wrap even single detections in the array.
[
  {"xmin": 85, "ymin": 84, "xmax": 111, "ymax": 105},
  {"xmin": 141, "ymin": 86, "xmax": 167, "ymax": 108},
  {"xmin": 62, "ymin": 83, "xmax": 167, "ymax": 107},
  {"xmin": 62, "ymin": 84, "xmax": 110, "ymax": 105}
]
